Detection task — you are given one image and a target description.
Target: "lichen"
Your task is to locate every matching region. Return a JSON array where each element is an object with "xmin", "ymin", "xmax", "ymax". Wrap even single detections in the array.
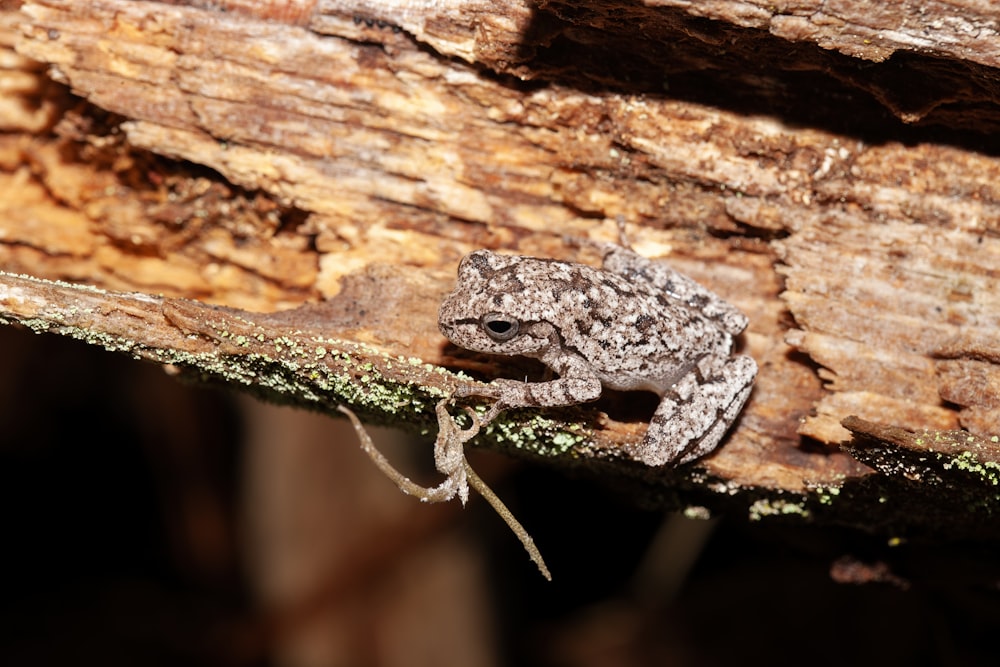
[
  {"xmin": 748, "ymin": 498, "xmax": 811, "ymax": 521},
  {"xmin": 481, "ymin": 411, "xmax": 591, "ymax": 458},
  {"xmin": 941, "ymin": 450, "xmax": 1000, "ymax": 486},
  {"xmin": 683, "ymin": 506, "xmax": 712, "ymax": 520},
  {"xmin": 811, "ymin": 484, "xmax": 842, "ymax": 506}
]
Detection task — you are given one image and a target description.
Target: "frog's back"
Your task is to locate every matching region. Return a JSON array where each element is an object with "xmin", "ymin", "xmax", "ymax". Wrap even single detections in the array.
[{"xmin": 503, "ymin": 256, "xmax": 728, "ymax": 383}]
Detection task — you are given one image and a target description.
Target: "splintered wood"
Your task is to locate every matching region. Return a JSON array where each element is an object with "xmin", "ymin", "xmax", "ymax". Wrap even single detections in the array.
[{"xmin": 780, "ymin": 217, "xmax": 1000, "ymax": 443}]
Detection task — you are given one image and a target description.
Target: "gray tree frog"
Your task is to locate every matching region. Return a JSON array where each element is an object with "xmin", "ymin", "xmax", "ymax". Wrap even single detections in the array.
[{"xmin": 438, "ymin": 240, "xmax": 757, "ymax": 466}]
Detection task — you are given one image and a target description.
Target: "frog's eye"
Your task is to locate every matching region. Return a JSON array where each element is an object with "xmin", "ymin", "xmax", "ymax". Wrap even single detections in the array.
[{"xmin": 481, "ymin": 312, "xmax": 519, "ymax": 342}]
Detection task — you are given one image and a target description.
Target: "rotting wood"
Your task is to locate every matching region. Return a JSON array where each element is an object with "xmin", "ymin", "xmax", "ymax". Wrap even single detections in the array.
[{"xmin": 2, "ymin": 1, "xmax": 1000, "ymax": 538}]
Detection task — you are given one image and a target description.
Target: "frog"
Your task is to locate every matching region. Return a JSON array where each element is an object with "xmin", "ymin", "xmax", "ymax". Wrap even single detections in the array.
[{"xmin": 438, "ymin": 239, "xmax": 757, "ymax": 466}]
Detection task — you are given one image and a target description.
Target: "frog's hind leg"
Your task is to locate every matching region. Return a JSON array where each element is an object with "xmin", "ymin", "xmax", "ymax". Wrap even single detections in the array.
[
  {"xmin": 674, "ymin": 359, "xmax": 756, "ymax": 464},
  {"xmin": 627, "ymin": 355, "xmax": 757, "ymax": 467}
]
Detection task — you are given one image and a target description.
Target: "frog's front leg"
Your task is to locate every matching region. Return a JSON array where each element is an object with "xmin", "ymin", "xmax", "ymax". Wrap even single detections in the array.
[
  {"xmin": 627, "ymin": 354, "xmax": 757, "ymax": 466},
  {"xmin": 456, "ymin": 351, "xmax": 603, "ymax": 424},
  {"xmin": 456, "ymin": 375, "xmax": 603, "ymax": 424}
]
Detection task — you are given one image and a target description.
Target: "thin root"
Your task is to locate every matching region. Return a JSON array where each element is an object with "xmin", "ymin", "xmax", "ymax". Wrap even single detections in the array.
[
  {"xmin": 464, "ymin": 461, "xmax": 552, "ymax": 581},
  {"xmin": 337, "ymin": 402, "xmax": 552, "ymax": 580},
  {"xmin": 337, "ymin": 404, "xmax": 458, "ymax": 502}
]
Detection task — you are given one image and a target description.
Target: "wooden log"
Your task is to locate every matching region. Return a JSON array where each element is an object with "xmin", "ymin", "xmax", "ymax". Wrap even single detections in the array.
[{"xmin": 2, "ymin": 0, "xmax": 1000, "ymax": 534}]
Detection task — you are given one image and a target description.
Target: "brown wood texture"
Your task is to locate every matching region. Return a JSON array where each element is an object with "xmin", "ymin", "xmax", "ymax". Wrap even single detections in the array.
[{"xmin": 2, "ymin": 0, "xmax": 1000, "ymax": 531}]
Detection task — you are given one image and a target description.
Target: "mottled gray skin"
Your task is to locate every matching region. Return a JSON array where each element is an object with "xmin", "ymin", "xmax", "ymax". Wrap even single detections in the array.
[{"xmin": 438, "ymin": 242, "xmax": 757, "ymax": 466}]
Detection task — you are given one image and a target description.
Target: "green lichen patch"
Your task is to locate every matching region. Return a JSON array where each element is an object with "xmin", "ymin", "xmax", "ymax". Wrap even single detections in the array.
[
  {"xmin": 748, "ymin": 497, "xmax": 811, "ymax": 521},
  {"xmin": 480, "ymin": 409, "xmax": 594, "ymax": 459}
]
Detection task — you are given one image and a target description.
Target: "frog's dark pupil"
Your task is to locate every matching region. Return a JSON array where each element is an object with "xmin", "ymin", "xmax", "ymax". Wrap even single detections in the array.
[
  {"xmin": 481, "ymin": 312, "xmax": 519, "ymax": 341},
  {"xmin": 488, "ymin": 321, "xmax": 512, "ymax": 334}
]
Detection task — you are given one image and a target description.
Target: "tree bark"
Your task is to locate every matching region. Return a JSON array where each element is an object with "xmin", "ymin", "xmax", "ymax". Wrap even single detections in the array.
[{"xmin": 2, "ymin": 0, "xmax": 999, "ymax": 536}]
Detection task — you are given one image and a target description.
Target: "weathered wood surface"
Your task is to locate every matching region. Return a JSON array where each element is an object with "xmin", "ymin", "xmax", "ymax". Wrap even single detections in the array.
[{"xmin": 3, "ymin": 0, "xmax": 1000, "ymax": 533}]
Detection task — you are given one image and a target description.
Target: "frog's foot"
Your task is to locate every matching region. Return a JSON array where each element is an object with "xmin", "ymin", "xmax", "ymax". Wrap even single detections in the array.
[
  {"xmin": 452, "ymin": 381, "xmax": 507, "ymax": 425},
  {"xmin": 626, "ymin": 355, "xmax": 758, "ymax": 467}
]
